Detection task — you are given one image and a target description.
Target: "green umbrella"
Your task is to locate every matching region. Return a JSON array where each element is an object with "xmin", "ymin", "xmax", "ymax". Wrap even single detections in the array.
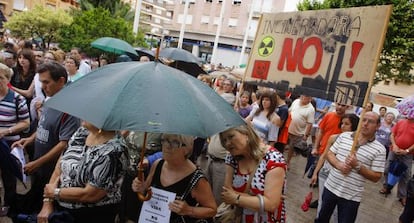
[
  {"xmin": 91, "ymin": 37, "xmax": 138, "ymax": 56},
  {"xmin": 160, "ymin": 47, "xmax": 201, "ymax": 64},
  {"xmin": 44, "ymin": 61, "xmax": 244, "ymax": 138}
]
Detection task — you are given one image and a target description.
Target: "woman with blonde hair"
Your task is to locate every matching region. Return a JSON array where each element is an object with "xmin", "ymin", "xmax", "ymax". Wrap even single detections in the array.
[{"xmin": 220, "ymin": 124, "xmax": 286, "ymax": 222}]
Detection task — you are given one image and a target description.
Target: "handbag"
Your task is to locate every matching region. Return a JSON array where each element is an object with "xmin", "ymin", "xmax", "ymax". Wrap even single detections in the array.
[
  {"xmin": 215, "ymin": 202, "xmax": 242, "ymax": 223},
  {"xmin": 254, "ymin": 194, "xmax": 265, "ymax": 223},
  {"xmin": 171, "ymin": 169, "xmax": 213, "ymax": 223},
  {"xmin": 214, "ymin": 162, "xmax": 259, "ymax": 223}
]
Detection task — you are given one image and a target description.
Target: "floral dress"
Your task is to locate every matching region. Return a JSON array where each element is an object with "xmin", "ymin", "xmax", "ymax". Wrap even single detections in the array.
[{"xmin": 225, "ymin": 147, "xmax": 287, "ymax": 223}]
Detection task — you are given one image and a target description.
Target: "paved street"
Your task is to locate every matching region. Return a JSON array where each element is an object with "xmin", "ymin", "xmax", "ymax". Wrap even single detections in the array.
[{"xmin": 285, "ymin": 154, "xmax": 405, "ymax": 223}]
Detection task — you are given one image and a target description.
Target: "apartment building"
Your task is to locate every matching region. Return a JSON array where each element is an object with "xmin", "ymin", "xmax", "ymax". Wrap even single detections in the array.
[
  {"xmin": 124, "ymin": 0, "xmax": 172, "ymax": 39},
  {"xmin": 163, "ymin": 0, "xmax": 295, "ymax": 67},
  {"xmin": 0, "ymin": 0, "xmax": 79, "ymax": 16}
]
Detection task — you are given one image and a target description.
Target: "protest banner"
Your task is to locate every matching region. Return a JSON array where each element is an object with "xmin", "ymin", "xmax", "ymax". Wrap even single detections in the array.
[{"xmin": 244, "ymin": 5, "xmax": 392, "ymax": 106}]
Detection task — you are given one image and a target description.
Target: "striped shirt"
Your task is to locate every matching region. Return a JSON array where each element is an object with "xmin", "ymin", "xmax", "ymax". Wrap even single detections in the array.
[
  {"xmin": 325, "ymin": 132, "xmax": 386, "ymax": 202},
  {"xmin": 0, "ymin": 89, "xmax": 29, "ymax": 142}
]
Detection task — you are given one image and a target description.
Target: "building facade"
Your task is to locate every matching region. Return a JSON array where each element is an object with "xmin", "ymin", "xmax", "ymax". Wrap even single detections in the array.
[
  {"xmin": 123, "ymin": 0, "xmax": 172, "ymax": 43},
  {"xmin": 0, "ymin": 0, "xmax": 79, "ymax": 16},
  {"xmin": 163, "ymin": 0, "xmax": 294, "ymax": 67}
]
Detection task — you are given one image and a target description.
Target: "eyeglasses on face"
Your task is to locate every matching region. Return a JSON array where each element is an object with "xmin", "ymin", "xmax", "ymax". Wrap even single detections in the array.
[{"xmin": 160, "ymin": 139, "xmax": 186, "ymax": 149}]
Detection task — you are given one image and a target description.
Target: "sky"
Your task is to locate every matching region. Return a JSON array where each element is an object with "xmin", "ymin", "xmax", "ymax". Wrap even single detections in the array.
[{"xmin": 284, "ymin": 0, "xmax": 302, "ymax": 12}]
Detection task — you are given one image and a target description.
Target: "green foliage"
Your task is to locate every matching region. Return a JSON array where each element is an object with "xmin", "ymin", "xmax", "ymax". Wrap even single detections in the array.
[
  {"xmin": 58, "ymin": 7, "xmax": 139, "ymax": 57},
  {"xmin": 80, "ymin": 0, "xmax": 134, "ymax": 21},
  {"xmin": 297, "ymin": 0, "xmax": 414, "ymax": 84},
  {"xmin": 4, "ymin": 5, "xmax": 72, "ymax": 49}
]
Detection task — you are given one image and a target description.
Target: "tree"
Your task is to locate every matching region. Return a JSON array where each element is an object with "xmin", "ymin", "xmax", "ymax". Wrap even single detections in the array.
[
  {"xmin": 4, "ymin": 5, "xmax": 73, "ymax": 49},
  {"xmin": 79, "ymin": 0, "xmax": 135, "ymax": 21},
  {"xmin": 58, "ymin": 7, "xmax": 146, "ymax": 57},
  {"xmin": 297, "ymin": 0, "xmax": 414, "ymax": 84}
]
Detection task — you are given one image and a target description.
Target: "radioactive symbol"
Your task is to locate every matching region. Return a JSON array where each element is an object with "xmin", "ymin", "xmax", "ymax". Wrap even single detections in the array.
[{"xmin": 258, "ymin": 36, "xmax": 274, "ymax": 57}]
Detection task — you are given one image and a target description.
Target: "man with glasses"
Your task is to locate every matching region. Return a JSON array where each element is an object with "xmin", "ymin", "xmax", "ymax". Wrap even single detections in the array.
[{"xmin": 315, "ymin": 111, "xmax": 386, "ymax": 223}]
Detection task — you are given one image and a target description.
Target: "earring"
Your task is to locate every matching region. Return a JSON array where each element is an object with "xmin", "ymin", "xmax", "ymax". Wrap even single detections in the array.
[{"xmin": 98, "ymin": 129, "xmax": 102, "ymax": 134}]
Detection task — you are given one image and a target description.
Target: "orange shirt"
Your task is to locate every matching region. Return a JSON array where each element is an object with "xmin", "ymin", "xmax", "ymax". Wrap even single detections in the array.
[
  {"xmin": 278, "ymin": 113, "xmax": 291, "ymax": 144},
  {"xmin": 318, "ymin": 112, "xmax": 342, "ymax": 154}
]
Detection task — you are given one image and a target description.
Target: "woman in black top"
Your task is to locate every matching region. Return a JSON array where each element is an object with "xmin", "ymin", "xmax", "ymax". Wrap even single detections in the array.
[{"xmin": 132, "ymin": 134, "xmax": 217, "ymax": 222}]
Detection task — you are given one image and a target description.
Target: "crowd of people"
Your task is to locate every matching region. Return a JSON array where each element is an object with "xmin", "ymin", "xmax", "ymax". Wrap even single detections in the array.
[{"xmin": 0, "ymin": 37, "xmax": 412, "ymax": 223}]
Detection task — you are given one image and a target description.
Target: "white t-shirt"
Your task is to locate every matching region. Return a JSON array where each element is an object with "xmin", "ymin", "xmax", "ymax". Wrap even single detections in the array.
[{"xmin": 288, "ymin": 99, "xmax": 315, "ymax": 136}]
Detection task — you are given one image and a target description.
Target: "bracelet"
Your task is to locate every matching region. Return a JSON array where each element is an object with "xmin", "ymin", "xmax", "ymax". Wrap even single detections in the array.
[
  {"xmin": 355, "ymin": 162, "xmax": 362, "ymax": 172},
  {"xmin": 43, "ymin": 197, "xmax": 54, "ymax": 203},
  {"xmin": 235, "ymin": 194, "xmax": 241, "ymax": 205},
  {"xmin": 8, "ymin": 128, "xmax": 12, "ymax": 135},
  {"xmin": 54, "ymin": 188, "xmax": 61, "ymax": 201}
]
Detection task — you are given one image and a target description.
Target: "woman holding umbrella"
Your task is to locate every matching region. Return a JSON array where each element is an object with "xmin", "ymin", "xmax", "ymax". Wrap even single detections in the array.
[
  {"xmin": 37, "ymin": 121, "xmax": 128, "ymax": 223},
  {"xmin": 132, "ymin": 133, "xmax": 217, "ymax": 222}
]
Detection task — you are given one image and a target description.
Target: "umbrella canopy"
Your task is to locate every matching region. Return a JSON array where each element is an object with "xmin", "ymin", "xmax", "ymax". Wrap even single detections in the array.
[
  {"xmin": 159, "ymin": 48, "xmax": 200, "ymax": 64},
  {"xmin": 91, "ymin": 37, "xmax": 138, "ymax": 56},
  {"xmin": 44, "ymin": 62, "xmax": 244, "ymax": 138},
  {"xmin": 169, "ymin": 60, "xmax": 206, "ymax": 78},
  {"xmin": 396, "ymin": 95, "xmax": 414, "ymax": 119}
]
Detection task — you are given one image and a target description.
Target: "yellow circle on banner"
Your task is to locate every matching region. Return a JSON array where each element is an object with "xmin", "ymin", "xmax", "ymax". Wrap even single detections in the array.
[{"xmin": 258, "ymin": 36, "xmax": 275, "ymax": 57}]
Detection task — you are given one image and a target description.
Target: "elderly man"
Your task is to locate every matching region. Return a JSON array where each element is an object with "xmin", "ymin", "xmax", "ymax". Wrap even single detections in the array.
[{"xmin": 315, "ymin": 112, "xmax": 386, "ymax": 223}]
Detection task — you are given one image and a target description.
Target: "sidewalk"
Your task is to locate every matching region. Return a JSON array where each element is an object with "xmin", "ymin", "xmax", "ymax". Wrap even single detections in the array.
[{"xmin": 285, "ymin": 155, "xmax": 405, "ymax": 222}]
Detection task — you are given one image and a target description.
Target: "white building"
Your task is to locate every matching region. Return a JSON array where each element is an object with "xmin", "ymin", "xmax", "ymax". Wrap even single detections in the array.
[{"xmin": 162, "ymin": 0, "xmax": 301, "ymax": 67}]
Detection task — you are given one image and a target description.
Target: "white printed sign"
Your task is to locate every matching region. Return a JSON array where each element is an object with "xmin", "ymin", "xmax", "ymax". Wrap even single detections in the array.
[{"xmin": 138, "ymin": 187, "xmax": 176, "ymax": 223}]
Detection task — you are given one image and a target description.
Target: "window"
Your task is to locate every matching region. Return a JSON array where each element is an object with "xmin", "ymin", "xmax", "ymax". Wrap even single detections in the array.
[
  {"xmin": 155, "ymin": 18, "xmax": 161, "ymax": 24},
  {"xmin": 156, "ymin": 9, "xmax": 162, "ymax": 15},
  {"xmin": 13, "ymin": 0, "xmax": 25, "ymax": 11},
  {"xmin": 205, "ymin": 0, "xmax": 213, "ymax": 2},
  {"xmin": 178, "ymin": 14, "xmax": 193, "ymax": 24},
  {"xmin": 228, "ymin": 18, "xmax": 238, "ymax": 27},
  {"xmin": 181, "ymin": 0, "xmax": 195, "ymax": 4},
  {"xmin": 201, "ymin": 16, "xmax": 210, "ymax": 24},
  {"xmin": 233, "ymin": 0, "xmax": 242, "ymax": 5}
]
